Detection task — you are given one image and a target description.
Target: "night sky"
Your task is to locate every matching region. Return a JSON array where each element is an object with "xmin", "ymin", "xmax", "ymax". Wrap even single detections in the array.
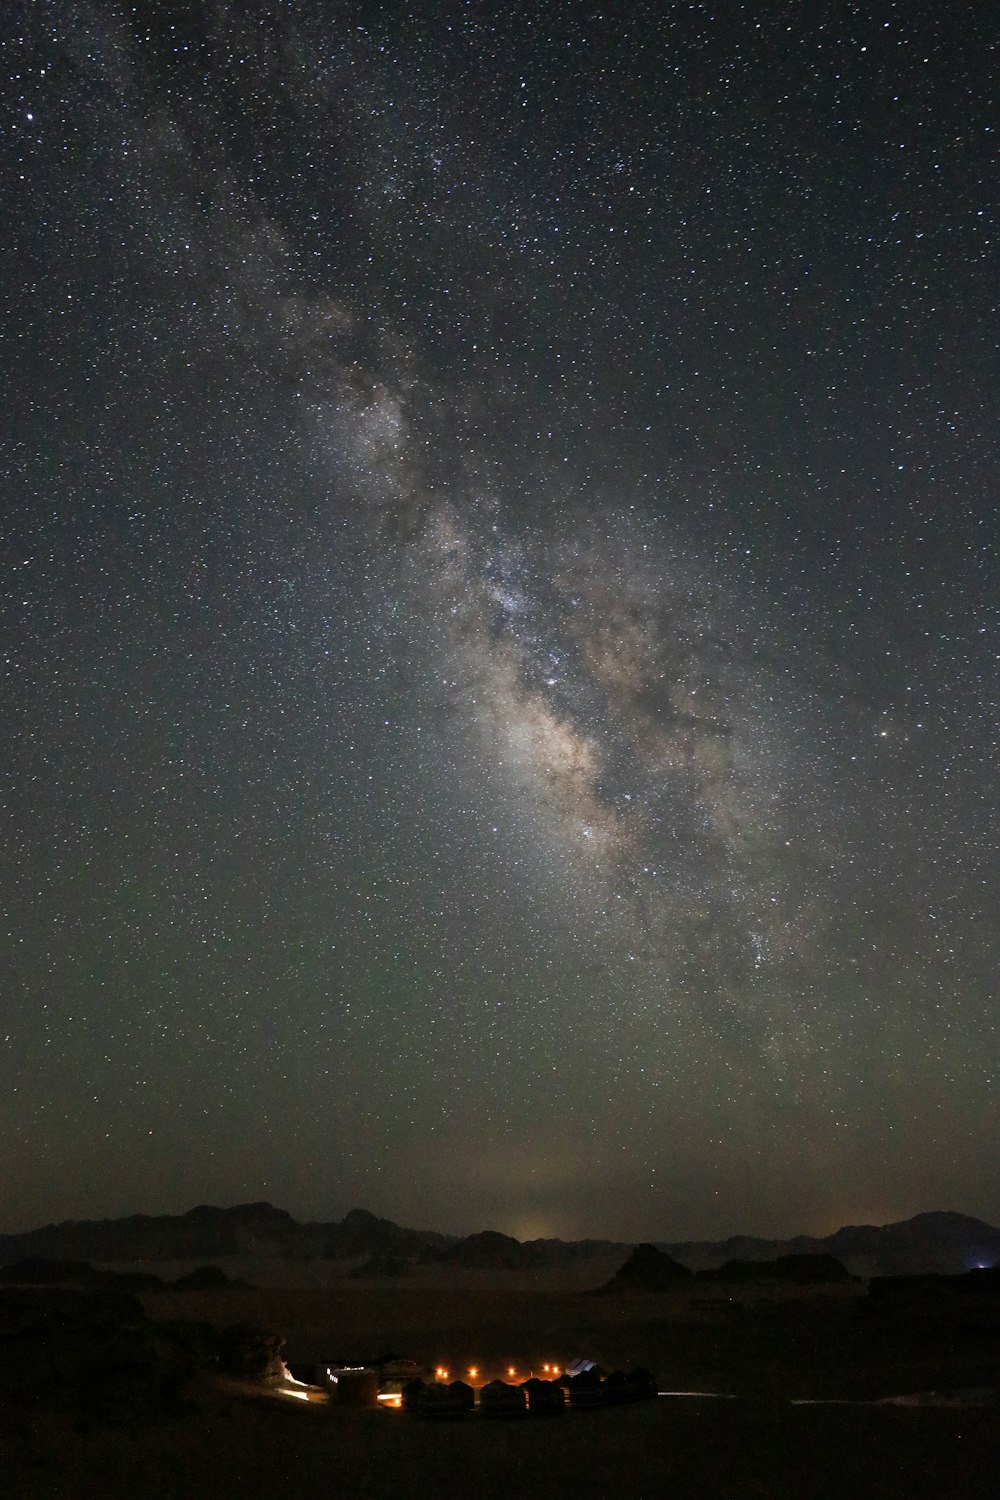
[{"xmin": 2, "ymin": 1, "xmax": 997, "ymax": 1242}]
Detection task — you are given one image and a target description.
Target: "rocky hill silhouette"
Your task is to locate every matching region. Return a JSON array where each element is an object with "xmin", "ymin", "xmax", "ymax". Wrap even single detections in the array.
[
  {"xmin": 0, "ymin": 1285, "xmax": 286, "ymax": 1422},
  {"xmin": 2, "ymin": 1204, "xmax": 997, "ymax": 1279},
  {"xmin": 604, "ymin": 1243, "xmax": 693, "ymax": 1290},
  {"xmin": 0, "ymin": 1202, "xmax": 451, "ymax": 1266},
  {"xmin": 660, "ymin": 1210, "xmax": 1000, "ymax": 1278},
  {"xmin": 697, "ymin": 1253, "xmax": 852, "ymax": 1285},
  {"xmin": 0, "ymin": 1202, "xmax": 304, "ymax": 1262}
]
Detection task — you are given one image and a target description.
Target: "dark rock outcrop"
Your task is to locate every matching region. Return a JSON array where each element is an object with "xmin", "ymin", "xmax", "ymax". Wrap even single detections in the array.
[
  {"xmin": 0, "ymin": 1288, "xmax": 198, "ymax": 1419},
  {"xmin": 699, "ymin": 1253, "xmax": 852, "ymax": 1284},
  {"xmin": 0, "ymin": 1286, "xmax": 286, "ymax": 1422},
  {"xmin": 436, "ymin": 1230, "xmax": 537, "ymax": 1271},
  {"xmin": 172, "ymin": 1264, "xmax": 251, "ymax": 1290},
  {"xmin": 604, "ymin": 1242, "xmax": 693, "ymax": 1291},
  {"xmin": 327, "ymin": 1207, "xmax": 452, "ymax": 1261}
]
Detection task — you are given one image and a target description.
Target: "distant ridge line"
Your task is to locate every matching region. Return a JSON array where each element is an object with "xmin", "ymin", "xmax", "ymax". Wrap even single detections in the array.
[{"xmin": 1, "ymin": 1204, "xmax": 998, "ymax": 1278}]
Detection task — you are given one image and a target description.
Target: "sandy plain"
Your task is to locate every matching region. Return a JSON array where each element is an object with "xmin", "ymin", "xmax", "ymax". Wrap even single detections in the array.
[{"xmin": 6, "ymin": 1258, "xmax": 1000, "ymax": 1499}]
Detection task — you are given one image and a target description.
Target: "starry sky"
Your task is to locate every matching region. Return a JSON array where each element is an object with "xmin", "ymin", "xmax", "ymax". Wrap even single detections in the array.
[{"xmin": 2, "ymin": 0, "xmax": 997, "ymax": 1242}]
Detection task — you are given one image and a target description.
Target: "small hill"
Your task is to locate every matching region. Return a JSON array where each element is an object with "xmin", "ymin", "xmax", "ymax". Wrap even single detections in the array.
[
  {"xmin": 327, "ymin": 1207, "xmax": 452, "ymax": 1261},
  {"xmin": 699, "ymin": 1253, "xmax": 852, "ymax": 1284},
  {"xmin": 604, "ymin": 1243, "xmax": 693, "ymax": 1291},
  {"xmin": 436, "ymin": 1229, "xmax": 540, "ymax": 1270}
]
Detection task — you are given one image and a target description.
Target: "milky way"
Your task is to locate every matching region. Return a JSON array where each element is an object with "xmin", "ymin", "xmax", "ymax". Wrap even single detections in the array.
[{"xmin": 2, "ymin": 0, "xmax": 996, "ymax": 1241}]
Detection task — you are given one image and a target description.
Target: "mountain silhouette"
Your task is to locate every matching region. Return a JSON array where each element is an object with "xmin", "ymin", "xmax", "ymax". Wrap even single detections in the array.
[{"xmin": 1, "ymin": 1205, "xmax": 997, "ymax": 1278}]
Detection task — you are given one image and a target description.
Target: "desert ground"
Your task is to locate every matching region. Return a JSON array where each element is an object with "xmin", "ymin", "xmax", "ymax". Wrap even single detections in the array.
[
  {"xmin": 118, "ymin": 1255, "xmax": 1000, "ymax": 1401},
  {"xmin": 5, "ymin": 1258, "xmax": 1000, "ymax": 1499},
  {"xmin": 8, "ymin": 1382, "xmax": 1000, "ymax": 1500}
]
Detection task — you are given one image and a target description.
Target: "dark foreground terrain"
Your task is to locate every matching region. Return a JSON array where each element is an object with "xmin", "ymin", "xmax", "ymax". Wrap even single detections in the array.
[
  {"xmin": 3, "ymin": 1266, "xmax": 1000, "ymax": 1499},
  {"xmin": 6, "ymin": 1385, "xmax": 1000, "ymax": 1500}
]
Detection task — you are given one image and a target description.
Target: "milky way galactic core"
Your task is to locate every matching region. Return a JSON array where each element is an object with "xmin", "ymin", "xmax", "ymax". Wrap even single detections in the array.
[{"xmin": 1, "ymin": 1, "xmax": 996, "ymax": 1239}]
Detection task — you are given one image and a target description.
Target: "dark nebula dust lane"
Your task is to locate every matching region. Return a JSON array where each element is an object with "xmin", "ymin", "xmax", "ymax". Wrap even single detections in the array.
[{"xmin": 1, "ymin": 0, "xmax": 997, "ymax": 1241}]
